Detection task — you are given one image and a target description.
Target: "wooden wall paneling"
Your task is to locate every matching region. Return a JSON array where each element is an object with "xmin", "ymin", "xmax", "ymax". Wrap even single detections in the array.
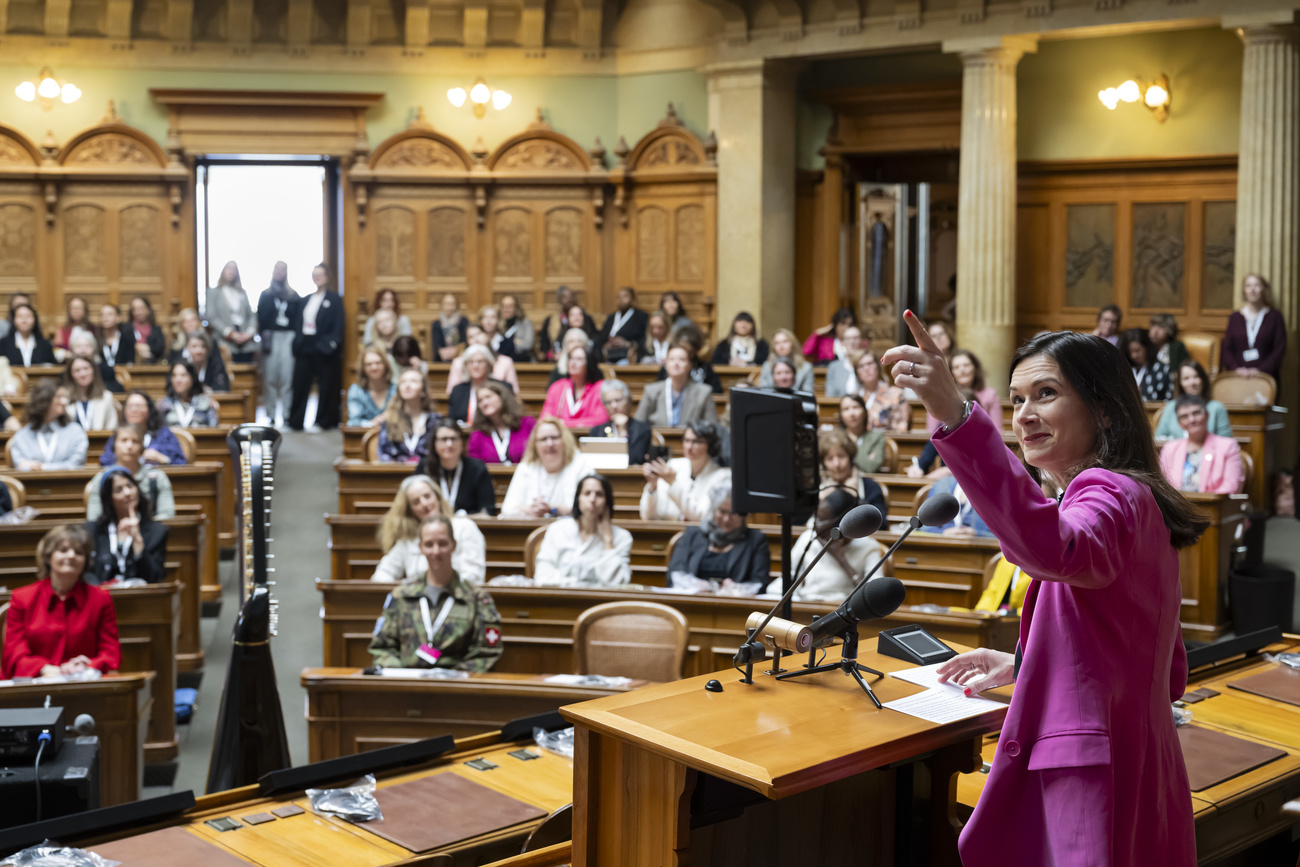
[
  {"xmin": 0, "ymin": 124, "xmax": 46, "ymax": 318},
  {"xmin": 612, "ymin": 106, "xmax": 718, "ymax": 337},
  {"xmin": 793, "ymin": 169, "xmax": 823, "ymax": 340}
]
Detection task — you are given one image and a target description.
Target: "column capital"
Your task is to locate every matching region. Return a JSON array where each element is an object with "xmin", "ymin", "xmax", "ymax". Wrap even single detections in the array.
[
  {"xmin": 1224, "ymin": 9, "xmax": 1297, "ymax": 34},
  {"xmin": 702, "ymin": 59, "xmax": 802, "ymax": 93},
  {"xmin": 942, "ymin": 34, "xmax": 1038, "ymax": 65}
]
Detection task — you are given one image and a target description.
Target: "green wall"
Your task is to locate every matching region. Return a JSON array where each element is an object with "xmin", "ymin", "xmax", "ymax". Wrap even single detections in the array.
[
  {"xmin": 797, "ymin": 27, "xmax": 1243, "ymax": 170},
  {"xmin": 0, "ymin": 66, "xmax": 709, "ymax": 163}
]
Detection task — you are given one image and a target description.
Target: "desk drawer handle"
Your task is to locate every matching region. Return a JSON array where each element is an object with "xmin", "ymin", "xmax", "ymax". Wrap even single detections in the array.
[
  {"xmin": 515, "ymin": 611, "xmax": 531, "ymax": 619},
  {"xmin": 652, "ymin": 544, "xmax": 665, "ymax": 551},
  {"xmin": 906, "ymin": 557, "xmax": 918, "ymax": 564}
]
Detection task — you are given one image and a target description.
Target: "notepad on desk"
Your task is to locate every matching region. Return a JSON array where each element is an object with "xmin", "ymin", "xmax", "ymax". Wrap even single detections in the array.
[{"xmin": 884, "ymin": 662, "xmax": 1005, "ymax": 724}]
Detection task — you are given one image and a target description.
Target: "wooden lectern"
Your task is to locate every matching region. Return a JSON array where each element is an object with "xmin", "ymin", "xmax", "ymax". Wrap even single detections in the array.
[{"xmin": 561, "ymin": 639, "xmax": 1008, "ymax": 867}]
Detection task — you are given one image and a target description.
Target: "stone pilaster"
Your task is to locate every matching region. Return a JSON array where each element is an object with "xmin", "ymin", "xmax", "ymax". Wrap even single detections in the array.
[{"xmin": 944, "ymin": 36, "xmax": 1035, "ymax": 393}]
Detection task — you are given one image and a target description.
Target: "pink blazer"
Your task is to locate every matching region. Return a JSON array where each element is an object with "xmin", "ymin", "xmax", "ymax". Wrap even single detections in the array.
[
  {"xmin": 1159, "ymin": 433, "xmax": 1244, "ymax": 495},
  {"xmin": 933, "ymin": 405, "xmax": 1195, "ymax": 867},
  {"xmin": 540, "ymin": 379, "xmax": 609, "ymax": 429},
  {"xmin": 466, "ymin": 416, "xmax": 536, "ymax": 465},
  {"xmin": 801, "ymin": 332, "xmax": 837, "ymax": 364}
]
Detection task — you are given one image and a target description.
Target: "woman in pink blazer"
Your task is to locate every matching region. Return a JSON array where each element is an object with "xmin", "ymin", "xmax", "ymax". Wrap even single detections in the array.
[
  {"xmin": 801, "ymin": 307, "xmax": 857, "ymax": 365},
  {"xmin": 883, "ymin": 315, "xmax": 1206, "ymax": 867},
  {"xmin": 540, "ymin": 344, "xmax": 609, "ymax": 429},
  {"xmin": 1158, "ymin": 395, "xmax": 1244, "ymax": 494}
]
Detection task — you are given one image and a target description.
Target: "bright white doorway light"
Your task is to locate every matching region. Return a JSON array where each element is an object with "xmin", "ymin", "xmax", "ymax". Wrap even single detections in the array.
[{"xmin": 196, "ymin": 161, "xmax": 328, "ymax": 311}]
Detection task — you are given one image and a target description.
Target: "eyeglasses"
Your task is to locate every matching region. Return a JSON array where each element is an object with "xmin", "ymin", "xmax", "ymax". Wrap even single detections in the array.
[{"xmin": 538, "ymin": 435, "xmax": 562, "ymax": 444}]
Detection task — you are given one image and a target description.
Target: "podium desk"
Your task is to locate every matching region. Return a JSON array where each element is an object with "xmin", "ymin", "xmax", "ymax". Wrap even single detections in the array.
[
  {"xmin": 302, "ymin": 668, "xmax": 643, "ymax": 763},
  {"xmin": 562, "ymin": 640, "xmax": 1008, "ymax": 867},
  {"xmin": 0, "ymin": 673, "xmax": 152, "ymax": 806}
]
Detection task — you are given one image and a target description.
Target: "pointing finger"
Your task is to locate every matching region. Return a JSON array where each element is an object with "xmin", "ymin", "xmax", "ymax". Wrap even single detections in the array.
[{"xmin": 902, "ymin": 310, "xmax": 945, "ymax": 357}]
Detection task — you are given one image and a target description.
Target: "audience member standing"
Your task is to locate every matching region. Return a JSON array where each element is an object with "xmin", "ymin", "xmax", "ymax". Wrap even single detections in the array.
[
  {"xmin": 289, "ymin": 262, "xmax": 344, "ymax": 431},
  {"xmin": 596, "ymin": 287, "xmax": 648, "ymax": 365},
  {"xmin": 206, "ymin": 261, "xmax": 257, "ymax": 362},
  {"xmin": 257, "ymin": 261, "xmax": 299, "ymax": 426},
  {"xmin": 1222, "ymin": 273, "xmax": 1287, "ymax": 379}
]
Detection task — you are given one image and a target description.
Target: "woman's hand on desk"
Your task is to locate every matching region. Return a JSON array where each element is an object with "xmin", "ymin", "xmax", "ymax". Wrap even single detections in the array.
[
  {"xmin": 880, "ymin": 311, "xmax": 967, "ymax": 430},
  {"xmin": 937, "ymin": 648, "xmax": 1016, "ymax": 696}
]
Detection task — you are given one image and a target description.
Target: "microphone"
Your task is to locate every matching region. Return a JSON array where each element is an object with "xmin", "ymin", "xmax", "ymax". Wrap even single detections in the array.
[
  {"xmin": 68, "ymin": 714, "xmax": 95, "ymax": 736},
  {"xmin": 734, "ymin": 504, "xmax": 882, "ymax": 670},
  {"xmin": 745, "ymin": 612, "xmax": 813, "ymax": 655},
  {"xmin": 806, "ymin": 493, "xmax": 960, "ymax": 647}
]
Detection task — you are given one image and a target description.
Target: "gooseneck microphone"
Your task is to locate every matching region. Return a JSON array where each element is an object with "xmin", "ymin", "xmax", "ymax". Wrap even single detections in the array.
[
  {"xmin": 806, "ymin": 493, "xmax": 960, "ymax": 647},
  {"xmin": 734, "ymin": 504, "xmax": 883, "ymax": 673}
]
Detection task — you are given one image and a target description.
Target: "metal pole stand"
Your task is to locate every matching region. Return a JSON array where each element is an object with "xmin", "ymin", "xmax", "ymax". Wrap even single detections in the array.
[{"xmin": 775, "ymin": 629, "xmax": 885, "ymax": 709}]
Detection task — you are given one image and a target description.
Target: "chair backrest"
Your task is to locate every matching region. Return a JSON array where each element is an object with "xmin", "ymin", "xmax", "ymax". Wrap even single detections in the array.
[
  {"xmin": 982, "ymin": 552, "xmax": 1004, "ymax": 589},
  {"xmin": 875, "ymin": 482, "xmax": 890, "ymax": 511},
  {"xmin": 522, "ymin": 803, "xmax": 573, "ymax": 853},
  {"xmin": 115, "ymin": 369, "xmax": 132, "ymax": 389},
  {"xmin": 0, "ymin": 601, "xmax": 8, "ymax": 652},
  {"xmin": 572, "ymin": 601, "xmax": 688, "ymax": 682},
  {"xmin": 523, "ymin": 526, "xmax": 547, "ymax": 578},
  {"xmin": 1, "ymin": 475, "xmax": 26, "ymax": 508},
  {"xmin": 1241, "ymin": 452, "xmax": 1254, "ymax": 493},
  {"xmin": 1180, "ymin": 332, "xmax": 1220, "ymax": 377},
  {"xmin": 909, "ymin": 483, "xmax": 934, "ymax": 516},
  {"xmin": 169, "ymin": 426, "xmax": 197, "ymax": 463},
  {"xmin": 650, "ymin": 430, "xmax": 666, "ymax": 447},
  {"xmin": 881, "ymin": 437, "xmax": 899, "ymax": 474},
  {"xmin": 361, "ymin": 427, "xmax": 380, "ymax": 461},
  {"xmin": 9, "ymin": 368, "xmax": 27, "ymax": 394},
  {"xmin": 3, "ymin": 438, "xmax": 14, "ymax": 469},
  {"xmin": 218, "ymin": 343, "xmax": 233, "ymax": 368},
  {"xmin": 1212, "ymin": 371, "xmax": 1277, "ymax": 406},
  {"xmin": 663, "ymin": 530, "xmax": 685, "ymax": 568}
]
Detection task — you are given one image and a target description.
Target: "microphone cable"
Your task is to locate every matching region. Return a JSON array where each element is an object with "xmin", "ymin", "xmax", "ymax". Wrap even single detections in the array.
[{"xmin": 34, "ymin": 731, "xmax": 51, "ymax": 822}]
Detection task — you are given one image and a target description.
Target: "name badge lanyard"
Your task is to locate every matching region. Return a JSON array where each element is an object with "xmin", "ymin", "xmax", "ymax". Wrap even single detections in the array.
[
  {"xmin": 107, "ymin": 523, "xmax": 132, "ymax": 579},
  {"xmin": 174, "ymin": 401, "xmax": 197, "ymax": 428},
  {"xmin": 274, "ymin": 299, "xmax": 290, "ymax": 327},
  {"xmin": 36, "ymin": 429, "xmax": 59, "ymax": 463},
  {"xmin": 419, "ymin": 595, "xmax": 456, "ymax": 645},
  {"xmin": 609, "ymin": 309, "xmax": 633, "ymax": 338},
  {"xmin": 439, "ymin": 462, "xmax": 463, "ymax": 509},
  {"xmin": 1245, "ymin": 311, "xmax": 1265, "ymax": 348},
  {"xmin": 103, "ymin": 336, "xmax": 117, "ymax": 367},
  {"xmin": 74, "ymin": 400, "xmax": 92, "ymax": 429},
  {"xmin": 564, "ymin": 384, "xmax": 583, "ymax": 419},
  {"xmin": 491, "ymin": 429, "xmax": 511, "ymax": 464},
  {"xmin": 402, "ymin": 431, "xmax": 422, "ymax": 458}
]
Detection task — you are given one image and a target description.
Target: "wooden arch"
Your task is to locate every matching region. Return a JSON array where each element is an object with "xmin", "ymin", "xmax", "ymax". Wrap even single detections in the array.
[
  {"xmin": 368, "ymin": 112, "xmax": 475, "ymax": 172},
  {"xmin": 57, "ymin": 103, "xmax": 168, "ymax": 168},
  {"xmin": 487, "ymin": 111, "xmax": 592, "ymax": 173},
  {"xmin": 621, "ymin": 104, "xmax": 715, "ymax": 172},
  {"xmin": 0, "ymin": 125, "xmax": 43, "ymax": 167}
]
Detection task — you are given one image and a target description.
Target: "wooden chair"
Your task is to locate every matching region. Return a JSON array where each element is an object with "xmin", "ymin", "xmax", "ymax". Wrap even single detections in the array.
[
  {"xmin": 875, "ymin": 482, "xmax": 890, "ymax": 509},
  {"xmin": 3, "ymin": 437, "xmax": 17, "ymax": 469},
  {"xmin": 664, "ymin": 530, "xmax": 685, "ymax": 567},
  {"xmin": 880, "ymin": 437, "xmax": 899, "ymax": 474},
  {"xmin": 1241, "ymin": 452, "xmax": 1254, "ymax": 494},
  {"xmin": 1212, "ymin": 371, "xmax": 1276, "ymax": 406},
  {"xmin": 361, "ymin": 427, "xmax": 380, "ymax": 461},
  {"xmin": 1, "ymin": 475, "xmax": 26, "ymax": 507},
  {"xmin": 8, "ymin": 368, "xmax": 28, "ymax": 394},
  {"xmin": 169, "ymin": 427, "xmax": 197, "ymax": 463},
  {"xmin": 0, "ymin": 601, "xmax": 8, "ymax": 651},
  {"xmin": 115, "ymin": 369, "xmax": 132, "ymax": 390},
  {"xmin": 981, "ymin": 552, "xmax": 1004, "ymax": 590},
  {"xmin": 1180, "ymin": 332, "xmax": 1220, "ymax": 376},
  {"xmin": 218, "ymin": 343, "xmax": 233, "ymax": 368},
  {"xmin": 650, "ymin": 430, "xmax": 666, "ymax": 447},
  {"xmin": 572, "ymin": 601, "xmax": 688, "ymax": 682},
  {"xmin": 522, "ymin": 803, "xmax": 573, "ymax": 853},
  {"xmin": 910, "ymin": 483, "xmax": 934, "ymax": 517},
  {"xmin": 523, "ymin": 526, "xmax": 547, "ymax": 578}
]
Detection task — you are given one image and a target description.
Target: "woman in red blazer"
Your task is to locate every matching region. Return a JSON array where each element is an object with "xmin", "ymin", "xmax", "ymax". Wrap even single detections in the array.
[{"xmin": 2, "ymin": 524, "xmax": 120, "ymax": 678}]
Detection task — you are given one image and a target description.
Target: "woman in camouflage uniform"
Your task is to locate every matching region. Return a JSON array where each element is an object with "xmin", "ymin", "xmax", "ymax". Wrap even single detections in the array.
[{"xmin": 368, "ymin": 515, "xmax": 503, "ymax": 672}]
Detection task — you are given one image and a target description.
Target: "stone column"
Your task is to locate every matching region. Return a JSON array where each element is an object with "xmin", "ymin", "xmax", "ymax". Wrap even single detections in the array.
[
  {"xmin": 706, "ymin": 60, "xmax": 798, "ymax": 338},
  {"xmin": 944, "ymin": 36, "xmax": 1035, "ymax": 393},
  {"xmin": 1229, "ymin": 15, "xmax": 1300, "ymax": 460}
]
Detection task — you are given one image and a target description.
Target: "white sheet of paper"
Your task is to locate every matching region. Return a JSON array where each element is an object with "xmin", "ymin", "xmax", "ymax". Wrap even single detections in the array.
[
  {"xmin": 887, "ymin": 662, "xmax": 953, "ymax": 691},
  {"xmin": 884, "ymin": 687, "xmax": 1005, "ymax": 724}
]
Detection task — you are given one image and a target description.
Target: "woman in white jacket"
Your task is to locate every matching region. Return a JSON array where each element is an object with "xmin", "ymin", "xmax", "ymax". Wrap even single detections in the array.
[
  {"xmin": 369, "ymin": 474, "xmax": 486, "ymax": 585},
  {"xmin": 61, "ymin": 354, "xmax": 118, "ymax": 431},
  {"xmin": 534, "ymin": 474, "xmax": 632, "ymax": 587}
]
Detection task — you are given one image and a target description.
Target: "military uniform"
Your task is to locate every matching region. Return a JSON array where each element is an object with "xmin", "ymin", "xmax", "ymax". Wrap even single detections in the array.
[{"xmin": 368, "ymin": 573, "xmax": 503, "ymax": 672}]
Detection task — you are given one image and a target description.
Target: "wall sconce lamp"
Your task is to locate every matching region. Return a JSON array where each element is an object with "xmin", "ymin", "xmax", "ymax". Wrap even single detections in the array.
[
  {"xmin": 447, "ymin": 79, "xmax": 512, "ymax": 119},
  {"xmin": 15, "ymin": 67, "xmax": 81, "ymax": 110},
  {"xmin": 1098, "ymin": 74, "xmax": 1170, "ymax": 122}
]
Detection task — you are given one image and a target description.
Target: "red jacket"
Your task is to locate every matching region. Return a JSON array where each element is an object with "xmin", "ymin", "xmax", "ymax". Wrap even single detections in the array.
[{"xmin": 2, "ymin": 579, "xmax": 120, "ymax": 678}]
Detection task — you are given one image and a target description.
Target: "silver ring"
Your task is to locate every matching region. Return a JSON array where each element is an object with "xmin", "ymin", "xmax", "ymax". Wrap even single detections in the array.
[{"xmin": 909, "ymin": 361, "xmax": 916, "ymax": 376}]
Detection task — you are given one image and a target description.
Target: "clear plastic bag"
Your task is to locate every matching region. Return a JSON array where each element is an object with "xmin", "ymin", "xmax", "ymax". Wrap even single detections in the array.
[
  {"xmin": 1172, "ymin": 706, "xmax": 1193, "ymax": 727},
  {"xmin": 486, "ymin": 574, "xmax": 534, "ymax": 587},
  {"xmin": 305, "ymin": 774, "xmax": 383, "ymax": 822},
  {"xmin": 7, "ymin": 841, "xmax": 120, "ymax": 867},
  {"xmin": 533, "ymin": 726, "xmax": 575, "ymax": 759},
  {"xmin": 0, "ymin": 506, "xmax": 39, "ymax": 526}
]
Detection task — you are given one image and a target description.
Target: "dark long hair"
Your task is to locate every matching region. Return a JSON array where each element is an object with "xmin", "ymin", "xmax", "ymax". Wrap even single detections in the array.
[
  {"xmin": 571, "ymin": 473, "xmax": 614, "ymax": 522},
  {"xmin": 95, "ymin": 466, "xmax": 155, "ymax": 532},
  {"xmin": 1120, "ymin": 328, "xmax": 1155, "ymax": 370},
  {"xmin": 167, "ymin": 360, "xmax": 200, "ymax": 402},
  {"xmin": 125, "ymin": 389, "xmax": 162, "ymax": 433},
  {"xmin": 1010, "ymin": 331, "xmax": 1207, "ymax": 549}
]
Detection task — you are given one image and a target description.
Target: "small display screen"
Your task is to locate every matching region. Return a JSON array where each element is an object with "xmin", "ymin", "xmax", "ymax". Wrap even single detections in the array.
[{"xmin": 896, "ymin": 629, "xmax": 949, "ymax": 657}]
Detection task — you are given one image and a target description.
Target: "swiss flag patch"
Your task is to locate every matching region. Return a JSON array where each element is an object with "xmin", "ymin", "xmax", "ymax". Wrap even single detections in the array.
[{"xmin": 485, "ymin": 627, "xmax": 501, "ymax": 647}]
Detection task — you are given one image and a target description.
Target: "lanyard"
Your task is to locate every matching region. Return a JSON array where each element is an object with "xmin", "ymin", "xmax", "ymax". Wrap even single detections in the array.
[
  {"xmin": 143, "ymin": 432, "xmax": 153, "ymax": 450},
  {"xmin": 653, "ymin": 340, "xmax": 669, "ymax": 362},
  {"xmin": 74, "ymin": 400, "xmax": 91, "ymax": 429},
  {"xmin": 466, "ymin": 389, "xmax": 477, "ymax": 425},
  {"xmin": 864, "ymin": 389, "xmax": 877, "ymax": 412},
  {"xmin": 1245, "ymin": 309, "xmax": 1265, "ymax": 347},
  {"xmin": 504, "ymin": 321, "xmax": 519, "ymax": 339},
  {"xmin": 107, "ymin": 523, "xmax": 131, "ymax": 578},
  {"xmin": 103, "ymin": 334, "xmax": 117, "ymax": 366},
  {"xmin": 564, "ymin": 384, "xmax": 582, "ymax": 419},
  {"xmin": 402, "ymin": 431, "xmax": 421, "ymax": 456},
  {"xmin": 491, "ymin": 428, "xmax": 511, "ymax": 464},
  {"xmin": 36, "ymin": 429, "xmax": 58, "ymax": 463},
  {"xmin": 274, "ymin": 299, "xmax": 290, "ymax": 327},
  {"xmin": 17, "ymin": 335, "xmax": 34, "ymax": 366},
  {"xmin": 174, "ymin": 401, "xmax": 197, "ymax": 428},
  {"xmin": 609, "ymin": 309, "xmax": 633, "ymax": 337},
  {"xmin": 438, "ymin": 463, "xmax": 463, "ymax": 508},
  {"xmin": 419, "ymin": 594, "xmax": 455, "ymax": 643},
  {"xmin": 664, "ymin": 384, "xmax": 682, "ymax": 425},
  {"xmin": 133, "ymin": 324, "xmax": 148, "ymax": 343}
]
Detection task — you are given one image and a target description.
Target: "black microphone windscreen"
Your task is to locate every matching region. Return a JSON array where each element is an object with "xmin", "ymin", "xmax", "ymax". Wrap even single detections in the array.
[
  {"xmin": 917, "ymin": 492, "xmax": 960, "ymax": 527},
  {"xmin": 848, "ymin": 576, "xmax": 906, "ymax": 620},
  {"xmin": 839, "ymin": 504, "xmax": 883, "ymax": 539}
]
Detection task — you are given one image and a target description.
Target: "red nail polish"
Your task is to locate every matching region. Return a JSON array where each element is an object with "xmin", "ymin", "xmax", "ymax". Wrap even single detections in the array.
[{"xmin": 963, "ymin": 688, "xmax": 972, "ymax": 696}]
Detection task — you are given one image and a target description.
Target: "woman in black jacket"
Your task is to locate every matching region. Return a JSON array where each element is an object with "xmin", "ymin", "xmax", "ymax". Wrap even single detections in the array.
[
  {"xmin": 588, "ymin": 379, "xmax": 653, "ymax": 465},
  {"xmin": 0, "ymin": 304, "xmax": 56, "ymax": 367},
  {"xmin": 419, "ymin": 420, "xmax": 497, "ymax": 516},
  {"xmin": 668, "ymin": 480, "xmax": 771, "ymax": 590},
  {"xmin": 86, "ymin": 466, "xmax": 168, "ymax": 585}
]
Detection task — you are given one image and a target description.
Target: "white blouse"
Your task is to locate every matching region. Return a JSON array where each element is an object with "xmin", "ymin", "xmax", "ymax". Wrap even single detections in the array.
[
  {"xmin": 639, "ymin": 459, "xmax": 727, "ymax": 523},
  {"xmin": 499, "ymin": 454, "xmax": 594, "ymax": 519},
  {"xmin": 787, "ymin": 530, "xmax": 884, "ymax": 603},
  {"xmin": 533, "ymin": 517, "xmax": 633, "ymax": 587},
  {"xmin": 66, "ymin": 394, "xmax": 118, "ymax": 431},
  {"xmin": 367, "ymin": 516, "xmax": 487, "ymax": 585}
]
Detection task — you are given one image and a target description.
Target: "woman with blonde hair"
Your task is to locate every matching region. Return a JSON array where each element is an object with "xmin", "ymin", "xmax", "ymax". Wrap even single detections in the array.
[
  {"xmin": 167, "ymin": 308, "xmax": 203, "ymax": 364},
  {"xmin": 377, "ymin": 368, "xmax": 438, "ymax": 464},
  {"xmin": 499, "ymin": 416, "xmax": 593, "ymax": 518},
  {"xmin": 853, "ymin": 350, "xmax": 909, "ymax": 432},
  {"xmin": 478, "ymin": 304, "xmax": 516, "ymax": 360},
  {"xmin": 370, "ymin": 474, "xmax": 486, "ymax": 585},
  {"xmin": 759, "ymin": 329, "xmax": 814, "ymax": 392},
  {"xmin": 347, "ymin": 343, "xmax": 394, "ymax": 426},
  {"xmin": 1222, "ymin": 273, "xmax": 1287, "ymax": 379}
]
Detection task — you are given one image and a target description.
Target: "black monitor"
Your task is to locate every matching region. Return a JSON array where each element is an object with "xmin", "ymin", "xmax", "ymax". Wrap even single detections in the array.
[{"xmin": 730, "ymin": 387, "xmax": 819, "ymax": 515}]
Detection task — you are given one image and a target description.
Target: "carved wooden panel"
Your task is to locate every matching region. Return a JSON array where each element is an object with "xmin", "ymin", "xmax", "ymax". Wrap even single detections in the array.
[
  {"xmin": 65, "ymin": 134, "xmax": 158, "ymax": 166},
  {"xmin": 544, "ymin": 207, "xmax": 582, "ymax": 279},
  {"xmin": 0, "ymin": 204, "xmax": 36, "ymax": 277},
  {"xmin": 428, "ymin": 207, "xmax": 467, "ymax": 279},
  {"xmin": 1131, "ymin": 202, "xmax": 1185, "ymax": 310},
  {"xmin": 496, "ymin": 141, "xmax": 582, "ymax": 172},
  {"xmin": 1201, "ymin": 201, "xmax": 1236, "ymax": 313},
  {"xmin": 375, "ymin": 206, "xmax": 415, "ymax": 278},
  {"xmin": 119, "ymin": 205, "xmax": 161, "ymax": 278},
  {"xmin": 675, "ymin": 204, "xmax": 704, "ymax": 283},
  {"xmin": 376, "ymin": 139, "xmax": 465, "ymax": 171},
  {"xmin": 64, "ymin": 205, "xmax": 106, "ymax": 279},
  {"xmin": 0, "ymin": 135, "xmax": 37, "ymax": 167},
  {"xmin": 637, "ymin": 206, "xmax": 668, "ymax": 283},
  {"xmin": 1064, "ymin": 203, "xmax": 1115, "ymax": 309},
  {"xmin": 494, "ymin": 208, "xmax": 533, "ymax": 278}
]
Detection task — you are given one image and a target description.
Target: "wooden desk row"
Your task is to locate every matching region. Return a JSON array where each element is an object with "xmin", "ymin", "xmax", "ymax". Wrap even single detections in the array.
[{"xmin": 22, "ymin": 361, "xmax": 260, "ymax": 397}]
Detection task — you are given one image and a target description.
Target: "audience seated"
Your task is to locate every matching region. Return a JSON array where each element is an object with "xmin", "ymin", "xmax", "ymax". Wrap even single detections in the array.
[
  {"xmin": 824, "ymin": 325, "xmax": 865, "ymax": 397},
  {"xmin": 759, "ymin": 329, "xmax": 814, "ymax": 391},
  {"xmin": 667, "ymin": 480, "xmax": 772, "ymax": 590},
  {"xmin": 368, "ymin": 308, "xmax": 402, "ymax": 355},
  {"xmin": 711, "ymin": 312, "xmax": 769, "ymax": 368},
  {"xmin": 1148, "ymin": 313, "xmax": 1188, "ymax": 372},
  {"xmin": 0, "ymin": 399, "xmax": 19, "ymax": 432},
  {"xmin": 370, "ymin": 475, "xmax": 487, "ymax": 585},
  {"xmin": 419, "ymin": 421, "xmax": 496, "ymax": 516},
  {"xmin": 802, "ymin": 307, "xmax": 857, "ymax": 366},
  {"xmin": 768, "ymin": 357, "xmax": 799, "ymax": 390},
  {"xmin": 390, "ymin": 334, "xmax": 428, "ymax": 377},
  {"xmin": 1091, "ymin": 303, "xmax": 1122, "ymax": 347},
  {"xmin": 817, "ymin": 429, "xmax": 887, "ymax": 518},
  {"xmin": 447, "ymin": 324, "xmax": 520, "ymax": 393},
  {"xmin": 1155, "ymin": 360, "xmax": 1231, "ymax": 441},
  {"xmin": 477, "ymin": 304, "xmax": 516, "ymax": 361},
  {"xmin": 377, "ymin": 369, "xmax": 439, "ymax": 464},
  {"xmin": 540, "ymin": 286, "xmax": 593, "ymax": 361},
  {"xmin": 368, "ymin": 515, "xmax": 502, "ymax": 671},
  {"xmin": 184, "ymin": 330, "xmax": 231, "ymax": 393},
  {"xmin": 1121, "ymin": 327, "xmax": 1171, "ymax": 401},
  {"xmin": 499, "ymin": 294, "xmax": 535, "ymax": 363},
  {"xmin": 67, "ymin": 332, "xmax": 120, "ymax": 394},
  {"xmin": 347, "ymin": 344, "xmax": 395, "ymax": 426},
  {"xmin": 658, "ymin": 291, "xmax": 692, "ymax": 337},
  {"xmin": 541, "ymin": 344, "xmax": 609, "ymax": 428},
  {"xmin": 925, "ymin": 475, "xmax": 995, "ymax": 537},
  {"xmin": 87, "ymin": 426, "xmax": 176, "ymax": 520},
  {"xmin": 641, "ymin": 311, "xmax": 673, "ymax": 365},
  {"xmin": 637, "ymin": 345, "xmax": 719, "ymax": 428},
  {"xmin": 1159, "ymin": 395, "xmax": 1244, "ymax": 494},
  {"xmin": 430, "ymin": 293, "xmax": 468, "ymax": 363},
  {"xmin": 1222, "ymin": 273, "xmax": 1287, "ymax": 379},
  {"xmin": 925, "ymin": 350, "xmax": 1002, "ymax": 433},
  {"xmin": 56, "ymin": 296, "xmax": 92, "ymax": 356},
  {"xmin": 927, "ymin": 321, "xmax": 955, "ymax": 357},
  {"xmin": 640, "ymin": 420, "xmax": 727, "ymax": 522},
  {"xmin": 837, "ymin": 395, "xmax": 888, "ymax": 474},
  {"xmin": 659, "ymin": 324, "xmax": 723, "ymax": 393},
  {"xmin": 129, "ymin": 296, "xmax": 166, "ymax": 363},
  {"xmin": 158, "ymin": 361, "xmax": 220, "ymax": 428},
  {"xmin": 61, "ymin": 354, "xmax": 118, "ymax": 431},
  {"xmin": 852, "ymin": 351, "xmax": 909, "ymax": 432},
  {"xmin": 789, "ymin": 489, "xmax": 883, "ymax": 602},
  {"xmin": 590, "ymin": 379, "xmax": 652, "ymax": 465},
  {"xmin": 534, "ymin": 474, "xmax": 633, "ymax": 587},
  {"xmin": 11, "ymin": 381, "xmax": 88, "ymax": 471},
  {"xmin": 466, "ymin": 381, "xmax": 535, "ymax": 466},
  {"xmin": 0, "ymin": 303, "xmax": 56, "ymax": 367},
  {"xmin": 448, "ymin": 345, "xmax": 510, "ymax": 423},
  {"xmin": 546, "ymin": 327, "xmax": 595, "ymax": 387},
  {"xmin": 596, "ymin": 287, "xmax": 648, "ymax": 365},
  {"xmin": 100, "ymin": 391, "xmax": 187, "ymax": 467},
  {"xmin": 0, "ymin": 292, "xmax": 27, "ymax": 341},
  {"xmin": 499, "ymin": 416, "xmax": 594, "ymax": 518},
  {"xmin": 85, "ymin": 466, "xmax": 169, "ymax": 585},
  {"xmin": 166, "ymin": 307, "xmax": 203, "ymax": 365},
  {"xmin": 362, "ymin": 288, "xmax": 412, "ymax": 347},
  {"xmin": 99, "ymin": 303, "xmax": 136, "ymax": 368},
  {"xmin": 1, "ymin": 524, "xmax": 121, "ymax": 678}
]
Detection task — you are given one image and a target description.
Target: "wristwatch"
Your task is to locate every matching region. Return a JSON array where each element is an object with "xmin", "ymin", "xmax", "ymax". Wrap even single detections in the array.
[{"xmin": 941, "ymin": 400, "xmax": 975, "ymax": 434}]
